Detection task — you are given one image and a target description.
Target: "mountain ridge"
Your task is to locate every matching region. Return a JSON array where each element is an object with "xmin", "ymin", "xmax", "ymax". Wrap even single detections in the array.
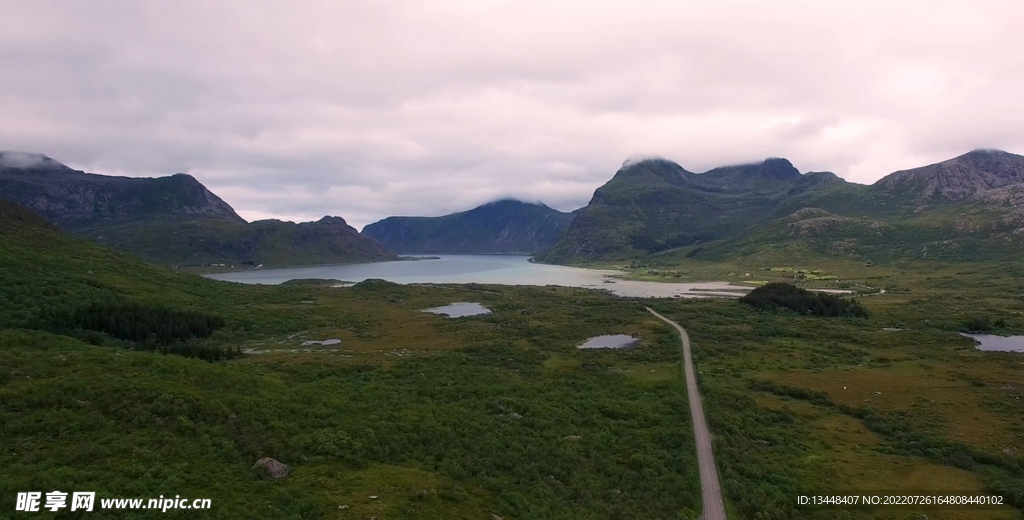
[
  {"xmin": 539, "ymin": 150, "xmax": 1024, "ymax": 264},
  {"xmin": 539, "ymin": 157, "xmax": 840, "ymax": 262},
  {"xmin": 0, "ymin": 152, "xmax": 396, "ymax": 267},
  {"xmin": 0, "ymin": 152, "xmax": 244, "ymax": 225},
  {"xmin": 873, "ymin": 149, "xmax": 1024, "ymax": 203},
  {"xmin": 362, "ymin": 199, "xmax": 576, "ymax": 254}
]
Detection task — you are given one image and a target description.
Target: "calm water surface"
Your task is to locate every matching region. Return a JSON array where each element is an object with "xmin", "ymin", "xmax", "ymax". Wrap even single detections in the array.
[
  {"xmin": 961, "ymin": 334, "xmax": 1024, "ymax": 352},
  {"xmin": 206, "ymin": 255, "xmax": 752, "ymax": 299},
  {"xmin": 423, "ymin": 302, "xmax": 492, "ymax": 318},
  {"xmin": 578, "ymin": 335, "xmax": 640, "ymax": 349}
]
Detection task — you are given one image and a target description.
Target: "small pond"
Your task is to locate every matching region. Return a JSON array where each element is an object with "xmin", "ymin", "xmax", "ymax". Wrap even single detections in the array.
[
  {"xmin": 960, "ymin": 334, "xmax": 1024, "ymax": 353},
  {"xmin": 423, "ymin": 302, "xmax": 492, "ymax": 318},
  {"xmin": 577, "ymin": 334, "xmax": 640, "ymax": 349},
  {"xmin": 301, "ymin": 339, "xmax": 341, "ymax": 346}
]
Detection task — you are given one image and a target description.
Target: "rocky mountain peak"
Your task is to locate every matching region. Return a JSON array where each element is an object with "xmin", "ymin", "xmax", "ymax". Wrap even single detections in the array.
[
  {"xmin": 704, "ymin": 157, "xmax": 801, "ymax": 181},
  {"xmin": 760, "ymin": 158, "xmax": 801, "ymax": 179},
  {"xmin": 315, "ymin": 215, "xmax": 352, "ymax": 227},
  {"xmin": 874, "ymin": 149, "xmax": 1024, "ymax": 203},
  {"xmin": 613, "ymin": 157, "xmax": 692, "ymax": 186}
]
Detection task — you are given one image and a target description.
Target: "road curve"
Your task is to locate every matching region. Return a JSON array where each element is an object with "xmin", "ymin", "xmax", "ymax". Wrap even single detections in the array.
[{"xmin": 647, "ymin": 307, "xmax": 726, "ymax": 520}]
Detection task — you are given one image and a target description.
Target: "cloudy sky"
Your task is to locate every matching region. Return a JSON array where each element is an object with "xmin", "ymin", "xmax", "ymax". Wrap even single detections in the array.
[{"xmin": 3, "ymin": 1, "xmax": 1023, "ymax": 228}]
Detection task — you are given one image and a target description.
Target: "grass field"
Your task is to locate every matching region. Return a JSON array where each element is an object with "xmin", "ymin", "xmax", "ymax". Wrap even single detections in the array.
[
  {"xmin": 3, "ymin": 210, "xmax": 1024, "ymax": 519},
  {"xmin": 647, "ymin": 257, "xmax": 1024, "ymax": 519}
]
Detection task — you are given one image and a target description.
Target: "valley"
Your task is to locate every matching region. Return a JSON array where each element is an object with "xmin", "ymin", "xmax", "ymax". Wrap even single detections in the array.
[
  {"xmin": 4, "ymin": 4, "xmax": 1023, "ymax": 518},
  {"xmin": 3, "ymin": 149, "xmax": 1024, "ymax": 519}
]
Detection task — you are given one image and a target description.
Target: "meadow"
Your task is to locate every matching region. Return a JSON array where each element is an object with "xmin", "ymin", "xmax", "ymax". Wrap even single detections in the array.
[
  {"xmin": 3, "ymin": 209, "xmax": 1024, "ymax": 519},
  {"xmin": 1, "ymin": 219, "xmax": 703, "ymax": 519},
  {"xmin": 647, "ymin": 258, "xmax": 1024, "ymax": 520}
]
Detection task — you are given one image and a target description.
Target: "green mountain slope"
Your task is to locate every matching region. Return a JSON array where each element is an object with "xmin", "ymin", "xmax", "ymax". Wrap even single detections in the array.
[
  {"xmin": 537, "ymin": 157, "xmax": 851, "ymax": 262},
  {"xmin": 362, "ymin": 199, "xmax": 576, "ymax": 254},
  {"xmin": 72, "ymin": 215, "xmax": 396, "ymax": 267},
  {"xmin": 0, "ymin": 151, "xmax": 396, "ymax": 267},
  {"xmin": 539, "ymin": 150, "xmax": 1024, "ymax": 265},
  {"xmin": 0, "ymin": 199, "xmax": 243, "ymax": 329}
]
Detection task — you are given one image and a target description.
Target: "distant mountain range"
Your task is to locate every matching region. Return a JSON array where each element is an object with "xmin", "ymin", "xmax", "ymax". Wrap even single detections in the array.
[
  {"xmin": 362, "ymin": 199, "xmax": 576, "ymax": 254},
  {"xmin": 0, "ymin": 152, "xmax": 395, "ymax": 267},
  {"xmin": 5, "ymin": 148, "xmax": 1024, "ymax": 268},
  {"xmin": 537, "ymin": 149, "xmax": 1024, "ymax": 264}
]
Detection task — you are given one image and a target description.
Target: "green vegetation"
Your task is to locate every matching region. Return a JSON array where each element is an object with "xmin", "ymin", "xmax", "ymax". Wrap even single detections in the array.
[
  {"xmin": 0, "ymin": 162, "xmax": 396, "ymax": 267},
  {"xmin": 1, "ymin": 328, "xmax": 699, "ymax": 519},
  {"xmin": 648, "ymin": 260, "xmax": 1024, "ymax": 519},
  {"xmin": 960, "ymin": 315, "xmax": 1009, "ymax": 333},
  {"xmin": 4, "ymin": 199, "xmax": 1024, "ymax": 519},
  {"xmin": 749, "ymin": 380, "xmax": 1024, "ymax": 509},
  {"xmin": 541, "ymin": 151, "xmax": 1024, "ymax": 266},
  {"xmin": 1, "ymin": 206, "xmax": 702, "ymax": 519},
  {"xmin": 33, "ymin": 301, "xmax": 237, "ymax": 361},
  {"xmin": 72, "ymin": 215, "xmax": 397, "ymax": 268},
  {"xmin": 739, "ymin": 282, "xmax": 868, "ymax": 317}
]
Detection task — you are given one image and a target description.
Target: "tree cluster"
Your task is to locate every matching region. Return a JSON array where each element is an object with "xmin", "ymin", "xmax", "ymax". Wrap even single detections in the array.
[
  {"xmin": 739, "ymin": 282, "xmax": 868, "ymax": 318},
  {"xmin": 31, "ymin": 301, "xmax": 235, "ymax": 361}
]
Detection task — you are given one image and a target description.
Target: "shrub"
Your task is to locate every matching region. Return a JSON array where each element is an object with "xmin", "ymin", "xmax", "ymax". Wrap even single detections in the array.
[{"xmin": 739, "ymin": 283, "xmax": 868, "ymax": 318}]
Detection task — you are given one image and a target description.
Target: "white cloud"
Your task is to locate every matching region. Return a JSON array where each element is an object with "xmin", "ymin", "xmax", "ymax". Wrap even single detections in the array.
[
  {"xmin": 2, "ymin": 0, "xmax": 1023, "ymax": 228},
  {"xmin": 0, "ymin": 151, "xmax": 52, "ymax": 169}
]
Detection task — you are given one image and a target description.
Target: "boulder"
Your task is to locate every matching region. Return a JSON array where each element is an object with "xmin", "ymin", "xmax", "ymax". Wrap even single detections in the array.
[{"xmin": 252, "ymin": 457, "xmax": 290, "ymax": 479}]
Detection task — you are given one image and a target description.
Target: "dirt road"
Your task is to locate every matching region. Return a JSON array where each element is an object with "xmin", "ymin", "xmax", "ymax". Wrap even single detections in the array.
[{"xmin": 647, "ymin": 307, "xmax": 726, "ymax": 520}]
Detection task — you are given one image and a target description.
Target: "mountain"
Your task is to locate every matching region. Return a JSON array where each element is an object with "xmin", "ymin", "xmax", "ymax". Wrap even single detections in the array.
[
  {"xmin": 81, "ymin": 213, "xmax": 397, "ymax": 267},
  {"xmin": 537, "ymin": 157, "xmax": 849, "ymax": 262},
  {"xmin": 874, "ymin": 149, "xmax": 1024, "ymax": 203},
  {"xmin": 538, "ymin": 150, "xmax": 1024, "ymax": 264},
  {"xmin": 362, "ymin": 199, "xmax": 576, "ymax": 254},
  {"xmin": 0, "ymin": 152, "xmax": 243, "ymax": 225},
  {"xmin": 0, "ymin": 152, "xmax": 396, "ymax": 267}
]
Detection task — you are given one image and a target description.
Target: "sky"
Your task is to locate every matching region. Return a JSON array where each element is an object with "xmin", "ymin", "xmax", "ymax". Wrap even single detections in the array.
[{"xmin": 2, "ymin": 1, "xmax": 1023, "ymax": 229}]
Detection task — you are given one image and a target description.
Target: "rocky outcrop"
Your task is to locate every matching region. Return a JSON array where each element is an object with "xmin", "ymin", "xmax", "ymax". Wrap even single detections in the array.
[
  {"xmin": 873, "ymin": 149, "xmax": 1024, "ymax": 203},
  {"xmin": 787, "ymin": 207, "xmax": 834, "ymax": 221},
  {"xmin": 252, "ymin": 457, "xmax": 290, "ymax": 479},
  {"xmin": 786, "ymin": 216, "xmax": 890, "ymax": 239}
]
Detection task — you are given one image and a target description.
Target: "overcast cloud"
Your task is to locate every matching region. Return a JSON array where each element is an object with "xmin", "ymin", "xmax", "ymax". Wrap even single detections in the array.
[{"xmin": 2, "ymin": 0, "xmax": 1023, "ymax": 228}]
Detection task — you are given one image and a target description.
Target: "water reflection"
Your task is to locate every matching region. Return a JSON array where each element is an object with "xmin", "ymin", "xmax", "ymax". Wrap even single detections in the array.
[
  {"xmin": 578, "ymin": 335, "xmax": 640, "ymax": 349},
  {"xmin": 207, "ymin": 255, "xmax": 754, "ymax": 299},
  {"xmin": 960, "ymin": 333, "xmax": 1024, "ymax": 352},
  {"xmin": 423, "ymin": 302, "xmax": 492, "ymax": 318}
]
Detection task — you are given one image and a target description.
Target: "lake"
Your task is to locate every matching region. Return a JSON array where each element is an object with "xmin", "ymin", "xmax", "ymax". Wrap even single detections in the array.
[
  {"xmin": 960, "ymin": 333, "xmax": 1024, "ymax": 353},
  {"xmin": 206, "ymin": 255, "xmax": 753, "ymax": 298}
]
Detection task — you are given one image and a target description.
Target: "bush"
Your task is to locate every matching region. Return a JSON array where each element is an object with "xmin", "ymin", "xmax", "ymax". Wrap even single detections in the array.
[
  {"xmin": 739, "ymin": 283, "xmax": 868, "ymax": 318},
  {"xmin": 29, "ymin": 301, "xmax": 235, "ymax": 360},
  {"xmin": 39, "ymin": 301, "xmax": 225, "ymax": 345},
  {"xmin": 960, "ymin": 316, "xmax": 1007, "ymax": 333}
]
